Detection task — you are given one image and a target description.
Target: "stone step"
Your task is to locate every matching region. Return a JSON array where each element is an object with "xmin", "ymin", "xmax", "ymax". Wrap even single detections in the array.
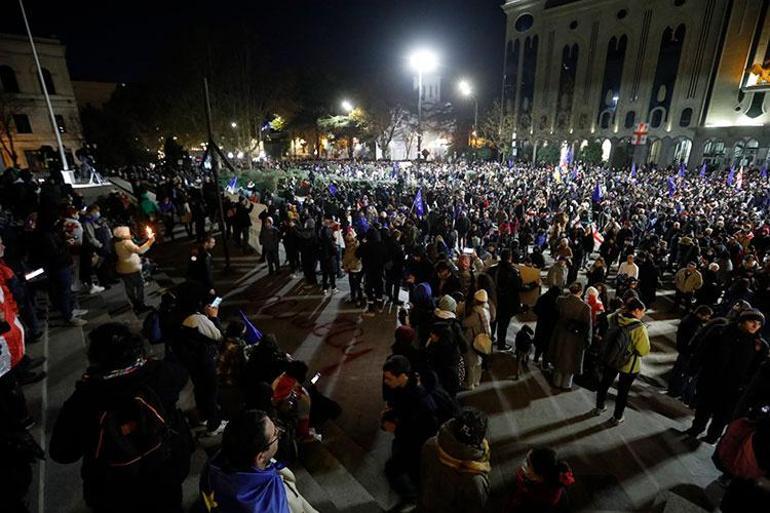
[
  {"xmin": 300, "ymin": 438, "xmax": 383, "ymax": 513},
  {"xmin": 291, "ymin": 462, "xmax": 341, "ymax": 513},
  {"xmin": 319, "ymin": 420, "xmax": 401, "ymax": 512}
]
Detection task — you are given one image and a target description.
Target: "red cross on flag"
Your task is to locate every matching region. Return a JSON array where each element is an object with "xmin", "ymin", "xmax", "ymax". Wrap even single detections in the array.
[{"xmin": 632, "ymin": 122, "xmax": 649, "ymax": 145}]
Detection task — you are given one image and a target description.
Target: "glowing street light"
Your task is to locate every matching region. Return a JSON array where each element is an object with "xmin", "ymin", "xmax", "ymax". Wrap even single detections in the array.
[
  {"xmin": 409, "ymin": 48, "xmax": 439, "ymax": 160},
  {"xmin": 457, "ymin": 78, "xmax": 479, "ymax": 144},
  {"xmin": 341, "ymin": 100, "xmax": 354, "ymax": 113},
  {"xmin": 230, "ymin": 121, "xmax": 237, "ymax": 128}
]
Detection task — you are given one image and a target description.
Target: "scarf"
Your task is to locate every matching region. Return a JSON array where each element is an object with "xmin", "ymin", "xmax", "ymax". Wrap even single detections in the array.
[{"xmin": 437, "ymin": 438, "xmax": 491, "ymax": 474}]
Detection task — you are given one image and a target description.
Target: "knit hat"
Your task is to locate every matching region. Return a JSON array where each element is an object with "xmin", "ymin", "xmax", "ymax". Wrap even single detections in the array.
[
  {"xmin": 394, "ymin": 325, "xmax": 416, "ymax": 345},
  {"xmin": 113, "ymin": 226, "xmax": 131, "ymax": 239},
  {"xmin": 739, "ymin": 308, "xmax": 766, "ymax": 326},
  {"xmin": 474, "ymin": 289, "xmax": 488, "ymax": 303},
  {"xmin": 438, "ymin": 295, "xmax": 457, "ymax": 313}
]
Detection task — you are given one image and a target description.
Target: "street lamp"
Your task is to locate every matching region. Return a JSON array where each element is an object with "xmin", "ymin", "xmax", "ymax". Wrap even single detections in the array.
[
  {"xmin": 409, "ymin": 48, "xmax": 439, "ymax": 160},
  {"xmin": 458, "ymin": 79, "xmax": 479, "ymax": 146},
  {"xmin": 230, "ymin": 121, "xmax": 237, "ymax": 128},
  {"xmin": 341, "ymin": 100, "xmax": 354, "ymax": 113}
]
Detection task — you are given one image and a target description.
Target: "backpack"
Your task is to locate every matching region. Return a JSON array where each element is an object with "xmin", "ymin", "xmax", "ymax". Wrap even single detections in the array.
[
  {"xmin": 713, "ymin": 417, "xmax": 764, "ymax": 480},
  {"xmin": 602, "ymin": 314, "xmax": 643, "ymax": 370},
  {"xmin": 94, "ymin": 385, "xmax": 170, "ymax": 476}
]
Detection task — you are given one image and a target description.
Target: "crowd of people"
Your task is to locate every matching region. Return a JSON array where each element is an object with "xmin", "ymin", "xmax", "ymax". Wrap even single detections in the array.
[{"xmin": 1, "ymin": 156, "xmax": 770, "ymax": 512}]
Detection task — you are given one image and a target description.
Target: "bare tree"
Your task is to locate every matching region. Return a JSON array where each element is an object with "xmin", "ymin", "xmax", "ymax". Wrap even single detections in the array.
[{"xmin": 478, "ymin": 99, "xmax": 516, "ymax": 159}]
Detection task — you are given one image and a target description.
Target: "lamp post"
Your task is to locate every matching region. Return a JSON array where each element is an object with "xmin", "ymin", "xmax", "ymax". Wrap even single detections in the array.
[
  {"xmin": 341, "ymin": 100, "xmax": 354, "ymax": 113},
  {"xmin": 409, "ymin": 49, "xmax": 438, "ymax": 160},
  {"xmin": 458, "ymin": 79, "xmax": 478, "ymax": 147}
]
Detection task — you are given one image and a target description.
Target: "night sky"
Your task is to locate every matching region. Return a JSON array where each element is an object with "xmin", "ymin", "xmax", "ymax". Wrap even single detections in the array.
[{"xmin": 2, "ymin": 0, "xmax": 506, "ymax": 104}]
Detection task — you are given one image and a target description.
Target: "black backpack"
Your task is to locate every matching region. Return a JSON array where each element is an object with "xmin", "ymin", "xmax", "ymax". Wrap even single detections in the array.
[
  {"xmin": 602, "ymin": 314, "xmax": 643, "ymax": 370},
  {"xmin": 94, "ymin": 385, "xmax": 171, "ymax": 476}
]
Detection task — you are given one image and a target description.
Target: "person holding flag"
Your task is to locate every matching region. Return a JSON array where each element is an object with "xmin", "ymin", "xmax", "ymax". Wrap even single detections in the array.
[{"xmin": 667, "ymin": 176, "xmax": 677, "ymax": 198}]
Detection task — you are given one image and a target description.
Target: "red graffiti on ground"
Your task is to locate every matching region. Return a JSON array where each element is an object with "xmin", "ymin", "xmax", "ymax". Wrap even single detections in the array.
[{"xmin": 239, "ymin": 286, "xmax": 376, "ymax": 376}]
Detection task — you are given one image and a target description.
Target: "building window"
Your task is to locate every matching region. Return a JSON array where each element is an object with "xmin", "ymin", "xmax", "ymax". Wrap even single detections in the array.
[
  {"xmin": 13, "ymin": 114, "xmax": 32, "ymax": 134},
  {"xmin": 650, "ymin": 108, "xmax": 664, "ymax": 128},
  {"xmin": 0, "ymin": 65, "xmax": 20, "ymax": 93},
  {"xmin": 679, "ymin": 107, "xmax": 693, "ymax": 127},
  {"xmin": 55, "ymin": 114, "xmax": 66, "ymax": 133},
  {"xmin": 600, "ymin": 111, "xmax": 612, "ymax": 128},
  {"xmin": 40, "ymin": 68, "xmax": 56, "ymax": 95},
  {"xmin": 515, "ymin": 14, "xmax": 534, "ymax": 32},
  {"xmin": 624, "ymin": 111, "xmax": 636, "ymax": 128},
  {"xmin": 617, "ymin": 9, "xmax": 628, "ymax": 19},
  {"xmin": 569, "ymin": 21, "xmax": 578, "ymax": 30}
]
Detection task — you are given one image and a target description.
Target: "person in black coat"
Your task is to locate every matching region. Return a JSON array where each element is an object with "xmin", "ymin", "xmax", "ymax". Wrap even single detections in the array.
[
  {"xmin": 533, "ymin": 285, "xmax": 562, "ymax": 365},
  {"xmin": 425, "ymin": 323, "xmax": 463, "ymax": 397},
  {"xmin": 686, "ymin": 309, "xmax": 769, "ymax": 443},
  {"xmin": 186, "ymin": 235, "xmax": 216, "ymax": 297},
  {"xmin": 357, "ymin": 226, "xmax": 386, "ymax": 314},
  {"xmin": 636, "ymin": 252, "xmax": 659, "ymax": 308},
  {"xmin": 667, "ymin": 305, "xmax": 712, "ymax": 398},
  {"xmin": 319, "ymin": 215, "xmax": 339, "ymax": 293},
  {"xmin": 50, "ymin": 323, "xmax": 192, "ymax": 513},
  {"xmin": 489, "ymin": 249, "xmax": 522, "ymax": 351}
]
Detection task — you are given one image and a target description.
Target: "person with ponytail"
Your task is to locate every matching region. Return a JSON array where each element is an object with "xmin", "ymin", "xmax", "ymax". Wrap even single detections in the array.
[{"xmin": 505, "ymin": 447, "xmax": 574, "ymax": 513}]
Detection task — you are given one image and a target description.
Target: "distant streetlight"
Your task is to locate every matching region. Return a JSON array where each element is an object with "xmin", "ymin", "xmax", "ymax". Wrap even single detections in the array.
[
  {"xmin": 341, "ymin": 100, "xmax": 354, "ymax": 113},
  {"xmin": 409, "ymin": 48, "xmax": 439, "ymax": 160},
  {"xmin": 458, "ymin": 79, "xmax": 479, "ymax": 145},
  {"xmin": 230, "ymin": 121, "xmax": 237, "ymax": 128}
]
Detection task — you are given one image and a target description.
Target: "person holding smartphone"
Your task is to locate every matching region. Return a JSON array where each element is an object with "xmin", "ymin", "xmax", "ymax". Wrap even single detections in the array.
[{"xmin": 113, "ymin": 226, "xmax": 155, "ymax": 313}]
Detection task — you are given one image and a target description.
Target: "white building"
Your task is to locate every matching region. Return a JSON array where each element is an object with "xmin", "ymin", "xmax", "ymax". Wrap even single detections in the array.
[
  {"xmin": 0, "ymin": 33, "xmax": 83, "ymax": 171},
  {"xmin": 501, "ymin": 0, "xmax": 770, "ymax": 169},
  {"xmin": 386, "ymin": 72, "xmax": 455, "ymax": 161}
]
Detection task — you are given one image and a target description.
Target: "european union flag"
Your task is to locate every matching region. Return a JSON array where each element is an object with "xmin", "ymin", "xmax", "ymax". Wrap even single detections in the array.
[
  {"xmin": 591, "ymin": 183, "xmax": 603, "ymax": 203},
  {"xmin": 678, "ymin": 162, "xmax": 686, "ymax": 178},
  {"xmin": 630, "ymin": 162, "xmax": 637, "ymax": 179},
  {"xmin": 239, "ymin": 310, "xmax": 263, "ymax": 345},
  {"xmin": 727, "ymin": 166, "xmax": 736, "ymax": 186},
  {"xmin": 328, "ymin": 183, "xmax": 338, "ymax": 195},
  {"xmin": 762, "ymin": 165, "xmax": 768, "ymax": 179},
  {"xmin": 700, "ymin": 162, "xmax": 707, "ymax": 178},
  {"xmin": 667, "ymin": 176, "xmax": 676, "ymax": 197},
  {"xmin": 413, "ymin": 189, "xmax": 425, "ymax": 217}
]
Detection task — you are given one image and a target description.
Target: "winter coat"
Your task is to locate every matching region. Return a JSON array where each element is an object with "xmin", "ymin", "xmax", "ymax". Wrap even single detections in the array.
[
  {"xmin": 0, "ymin": 262, "xmax": 24, "ymax": 378},
  {"xmin": 342, "ymin": 238, "xmax": 362, "ymax": 273},
  {"xmin": 49, "ymin": 359, "xmax": 192, "ymax": 511},
  {"xmin": 674, "ymin": 268, "xmax": 703, "ymax": 294},
  {"xmin": 419, "ymin": 419, "xmax": 491, "ymax": 513},
  {"xmin": 114, "ymin": 237, "xmax": 152, "ymax": 275},
  {"xmin": 259, "ymin": 225, "xmax": 281, "ymax": 254},
  {"xmin": 548, "ymin": 294, "xmax": 592, "ymax": 375},
  {"xmin": 533, "ymin": 289, "xmax": 560, "ymax": 353},
  {"xmin": 492, "ymin": 262, "xmax": 523, "ymax": 317},
  {"xmin": 613, "ymin": 313, "xmax": 650, "ymax": 374}
]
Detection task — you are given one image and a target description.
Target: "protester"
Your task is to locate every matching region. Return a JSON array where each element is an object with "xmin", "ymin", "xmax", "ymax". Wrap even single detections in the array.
[
  {"xmin": 114, "ymin": 225, "xmax": 155, "ymax": 313},
  {"xmin": 548, "ymin": 282, "xmax": 592, "ymax": 390},
  {"xmin": 200, "ymin": 409, "xmax": 318, "ymax": 513},
  {"xmin": 50, "ymin": 323, "xmax": 191, "ymax": 513},
  {"xmin": 594, "ymin": 297, "xmax": 651, "ymax": 425},
  {"xmin": 419, "ymin": 408, "xmax": 491, "ymax": 513},
  {"xmin": 505, "ymin": 447, "xmax": 574, "ymax": 513}
]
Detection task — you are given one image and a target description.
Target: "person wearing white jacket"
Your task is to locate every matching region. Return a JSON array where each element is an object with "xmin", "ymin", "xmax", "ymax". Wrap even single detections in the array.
[{"xmin": 113, "ymin": 226, "xmax": 154, "ymax": 313}]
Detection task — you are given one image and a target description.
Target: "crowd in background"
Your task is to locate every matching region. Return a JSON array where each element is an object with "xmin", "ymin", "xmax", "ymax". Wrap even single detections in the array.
[{"xmin": 1, "ymin": 157, "xmax": 770, "ymax": 513}]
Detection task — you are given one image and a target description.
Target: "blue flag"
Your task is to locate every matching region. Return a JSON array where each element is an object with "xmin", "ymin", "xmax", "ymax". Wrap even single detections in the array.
[
  {"xmin": 328, "ymin": 183, "xmax": 338, "ymax": 195},
  {"xmin": 700, "ymin": 162, "xmax": 707, "ymax": 178},
  {"xmin": 762, "ymin": 165, "xmax": 768, "ymax": 179},
  {"xmin": 727, "ymin": 166, "xmax": 736, "ymax": 186},
  {"xmin": 570, "ymin": 166, "xmax": 578, "ymax": 181},
  {"xmin": 678, "ymin": 162, "xmax": 686, "ymax": 178},
  {"xmin": 592, "ymin": 183, "xmax": 603, "ymax": 203},
  {"xmin": 507, "ymin": 158, "xmax": 514, "ymax": 169},
  {"xmin": 631, "ymin": 162, "xmax": 637, "ymax": 179},
  {"xmin": 226, "ymin": 175, "xmax": 238, "ymax": 192},
  {"xmin": 239, "ymin": 310, "xmax": 263, "ymax": 345},
  {"xmin": 413, "ymin": 189, "xmax": 425, "ymax": 217},
  {"xmin": 566, "ymin": 146, "xmax": 574, "ymax": 166},
  {"xmin": 667, "ymin": 176, "xmax": 676, "ymax": 197}
]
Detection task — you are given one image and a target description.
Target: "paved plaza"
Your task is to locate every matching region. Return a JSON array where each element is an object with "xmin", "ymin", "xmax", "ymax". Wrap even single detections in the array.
[{"xmin": 22, "ymin": 218, "xmax": 724, "ymax": 513}]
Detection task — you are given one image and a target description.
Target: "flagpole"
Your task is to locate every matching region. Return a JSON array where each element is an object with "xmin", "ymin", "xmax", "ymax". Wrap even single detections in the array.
[{"xmin": 18, "ymin": 0, "xmax": 70, "ymax": 176}]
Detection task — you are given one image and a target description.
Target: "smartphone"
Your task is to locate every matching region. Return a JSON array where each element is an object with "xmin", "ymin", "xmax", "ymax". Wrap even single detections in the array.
[
  {"xmin": 463, "ymin": 247, "xmax": 474, "ymax": 255},
  {"xmin": 25, "ymin": 268, "xmax": 44, "ymax": 281},
  {"xmin": 310, "ymin": 372, "xmax": 321, "ymax": 385},
  {"xmin": 211, "ymin": 296, "xmax": 222, "ymax": 308}
]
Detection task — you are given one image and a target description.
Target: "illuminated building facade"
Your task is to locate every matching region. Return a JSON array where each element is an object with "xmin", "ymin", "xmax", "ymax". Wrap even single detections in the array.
[
  {"xmin": 0, "ymin": 33, "xmax": 83, "ymax": 171},
  {"xmin": 502, "ymin": 0, "xmax": 770, "ymax": 169}
]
